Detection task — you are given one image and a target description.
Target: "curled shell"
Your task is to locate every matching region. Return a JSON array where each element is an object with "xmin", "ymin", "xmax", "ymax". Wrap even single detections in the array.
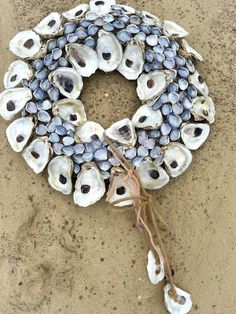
[
  {"xmin": 6, "ymin": 117, "xmax": 34, "ymax": 152},
  {"xmin": 22, "ymin": 137, "xmax": 52, "ymax": 174},
  {"xmin": 147, "ymin": 248, "xmax": 165, "ymax": 285},
  {"xmin": 181, "ymin": 123, "xmax": 210, "ymax": 150},
  {"xmin": 33, "ymin": 12, "xmax": 63, "ymax": 38},
  {"xmin": 162, "ymin": 143, "xmax": 192, "ymax": 178},
  {"xmin": 66, "ymin": 43, "xmax": 98, "ymax": 77},
  {"xmin": 49, "ymin": 67, "xmax": 83, "ymax": 99},
  {"xmin": 163, "ymin": 20, "xmax": 189, "ymax": 38},
  {"xmin": 180, "ymin": 39, "xmax": 203, "ymax": 62},
  {"xmin": 48, "ymin": 156, "xmax": 73, "ymax": 195},
  {"xmin": 52, "ymin": 99, "xmax": 87, "ymax": 126},
  {"xmin": 73, "ymin": 162, "xmax": 106, "ymax": 207},
  {"xmin": 4, "ymin": 60, "xmax": 33, "ymax": 89},
  {"xmin": 164, "ymin": 284, "xmax": 192, "ymax": 314},
  {"xmin": 136, "ymin": 160, "xmax": 170, "ymax": 190},
  {"xmin": 62, "ymin": 4, "xmax": 89, "ymax": 21},
  {"xmin": 142, "ymin": 11, "xmax": 162, "ymax": 27},
  {"xmin": 97, "ymin": 30, "xmax": 123, "ymax": 72},
  {"xmin": 189, "ymin": 71, "xmax": 209, "ymax": 97},
  {"xmin": 191, "ymin": 96, "xmax": 215, "ymax": 124},
  {"xmin": 132, "ymin": 105, "xmax": 163, "ymax": 130},
  {"xmin": 75, "ymin": 121, "xmax": 105, "ymax": 142},
  {"xmin": 90, "ymin": 0, "xmax": 116, "ymax": 16},
  {"xmin": 0, "ymin": 87, "xmax": 32, "ymax": 120}
]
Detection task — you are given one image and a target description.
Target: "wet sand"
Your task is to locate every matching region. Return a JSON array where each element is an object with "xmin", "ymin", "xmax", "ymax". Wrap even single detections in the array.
[{"xmin": 0, "ymin": 0, "xmax": 236, "ymax": 313}]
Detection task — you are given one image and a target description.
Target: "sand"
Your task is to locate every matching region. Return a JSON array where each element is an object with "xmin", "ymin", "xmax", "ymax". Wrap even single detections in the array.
[{"xmin": 0, "ymin": 0, "xmax": 236, "ymax": 313}]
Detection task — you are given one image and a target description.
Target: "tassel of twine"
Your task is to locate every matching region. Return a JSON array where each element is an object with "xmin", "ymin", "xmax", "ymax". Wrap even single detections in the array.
[{"xmin": 104, "ymin": 135, "xmax": 177, "ymax": 297}]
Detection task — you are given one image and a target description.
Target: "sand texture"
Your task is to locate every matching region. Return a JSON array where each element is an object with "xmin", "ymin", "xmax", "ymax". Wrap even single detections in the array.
[{"xmin": 0, "ymin": 0, "xmax": 236, "ymax": 313}]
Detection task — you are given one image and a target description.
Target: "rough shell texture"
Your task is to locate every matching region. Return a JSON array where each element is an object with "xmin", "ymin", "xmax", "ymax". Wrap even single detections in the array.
[
  {"xmin": 163, "ymin": 20, "xmax": 189, "ymax": 38},
  {"xmin": 147, "ymin": 248, "xmax": 165, "ymax": 285},
  {"xmin": 164, "ymin": 284, "xmax": 192, "ymax": 314},
  {"xmin": 189, "ymin": 71, "xmax": 209, "ymax": 97},
  {"xmin": 90, "ymin": 0, "xmax": 116, "ymax": 16},
  {"xmin": 180, "ymin": 39, "xmax": 203, "ymax": 61},
  {"xmin": 191, "ymin": 96, "xmax": 215, "ymax": 124},
  {"xmin": 132, "ymin": 105, "xmax": 163, "ymax": 129},
  {"xmin": 62, "ymin": 4, "xmax": 89, "ymax": 21},
  {"xmin": 75, "ymin": 121, "xmax": 105, "ymax": 142},
  {"xmin": 4, "ymin": 60, "xmax": 33, "ymax": 89},
  {"xmin": 33, "ymin": 12, "xmax": 63, "ymax": 38},
  {"xmin": 181, "ymin": 123, "xmax": 210, "ymax": 150}
]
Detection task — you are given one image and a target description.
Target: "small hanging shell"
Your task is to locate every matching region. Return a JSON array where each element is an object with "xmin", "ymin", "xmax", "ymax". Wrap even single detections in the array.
[
  {"xmin": 0, "ymin": 87, "xmax": 32, "ymax": 120},
  {"xmin": 6, "ymin": 117, "xmax": 35, "ymax": 152},
  {"xmin": 118, "ymin": 40, "xmax": 144, "ymax": 80},
  {"xmin": 105, "ymin": 118, "xmax": 137, "ymax": 147},
  {"xmin": 9, "ymin": 30, "xmax": 45, "ymax": 59},
  {"xmin": 96, "ymin": 30, "xmax": 123, "ymax": 72},
  {"xmin": 162, "ymin": 143, "xmax": 192, "ymax": 178},
  {"xmin": 147, "ymin": 248, "xmax": 165, "ymax": 285},
  {"xmin": 66, "ymin": 43, "xmax": 98, "ymax": 77},
  {"xmin": 90, "ymin": 0, "xmax": 116, "ymax": 16},
  {"xmin": 22, "ymin": 137, "xmax": 52, "ymax": 174},
  {"xmin": 62, "ymin": 4, "xmax": 89, "ymax": 21},
  {"xmin": 33, "ymin": 12, "xmax": 63, "ymax": 38},
  {"xmin": 163, "ymin": 20, "xmax": 189, "ymax": 38},
  {"xmin": 137, "ymin": 70, "xmax": 173, "ymax": 103},
  {"xmin": 132, "ymin": 105, "xmax": 163, "ymax": 130},
  {"xmin": 180, "ymin": 39, "xmax": 203, "ymax": 62},
  {"xmin": 48, "ymin": 156, "xmax": 73, "ymax": 195},
  {"xmin": 136, "ymin": 160, "xmax": 170, "ymax": 189},
  {"xmin": 189, "ymin": 71, "xmax": 209, "ymax": 97},
  {"xmin": 49, "ymin": 67, "xmax": 83, "ymax": 99},
  {"xmin": 75, "ymin": 121, "xmax": 105, "ymax": 142},
  {"xmin": 52, "ymin": 99, "xmax": 87, "ymax": 126},
  {"xmin": 73, "ymin": 162, "xmax": 106, "ymax": 207},
  {"xmin": 4, "ymin": 60, "xmax": 33, "ymax": 89},
  {"xmin": 181, "ymin": 123, "xmax": 210, "ymax": 150},
  {"xmin": 191, "ymin": 96, "xmax": 215, "ymax": 124},
  {"xmin": 106, "ymin": 167, "xmax": 139, "ymax": 207},
  {"xmin": 164, "ymin": 284, "xmax": 192, "ymax": 314}
]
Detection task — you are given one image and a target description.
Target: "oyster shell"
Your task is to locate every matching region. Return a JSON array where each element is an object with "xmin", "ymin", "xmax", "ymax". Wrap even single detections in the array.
[
  {"xmin": 147, "ymin": 248, "xmax": 165, "ymax": 285},
  {"xmin": 0, "ymin": 87, "xmax": 32, "ymax": 120},
  {"xmin": 9, "ymin": 30, "xmax": 45, "ymax": 59},
  {"xmin": 114, "ymin": 4, "xmax": 136, "ymax": 15},
  {"xmin": 96, "ymin": 30, "xmax": 123, "ymax": 72},
  {"xmin": 163, "ymin": 20, "xmax": 189, "ymax": 38},
  {"xmin": 73, "ymin": 162, "xmax": 106, "ymax": 207},
  {"xmin": 162, "ymin": 143, "xmax": 192, "ymax": 178},
  {"xmin": 105, "ymin": 118, "xmax": 136, "ymax": 147},
  {"xmin": 118, "ymin": 40, "xmax": 144, "ymax": 80},
  {"xmin": 164, "ymin": 284, "xmax": 192, "ymax": 314},
  {"xmin": 53, "ymin": 99, "xmax": 87, "ymax": 126},
  {"xmin": 22, "ymin": 137, "xmax": 52, "ymax": 174},
  {"xmin": 180, "ymin": 39, "xmax": 203, "ymax": 62},
  {"xmin": 49, "ymin": 67, "xmax": 83, "ymax": 99},
  {"xmin": 191, "ymin": 96, "xmax": 215, "ymax": 124},
  {"xmin": 137, "ymin": 70, "xmax": 173, "ymax": 103},
  {"xmin": 66, "ymin": 43, "xmax": 98, "ymax": 77},
  {"xmin": 132, "ymin": 105, "xmax": 163, "ymax": 130},
  {"xmin": 142, "ymin": 11, "xmax": 162, "ymax": 27},
  {"xmin": 189, "ymin": 71, "xmax": 209, "ymax": 97},
  {"xmin": 48, "ymin": 156, "xmax": 73, "ymax": 195},
  {"xmin": 75, "ymin": 121, "xmax": 105, "ymax": 142},
  {"xmin": 181, "ymin": 123, "xmax": 210, "ymax": 150},
  {"xmin": 33, "ymin": 12, "xmax": 63, "ymax": 38},
  {"xmin": 90, "ymin": 0, "xmax": 116, "ymax": 16},
  {"xmin": 62, "ymin": 4, "xmax": 89, "ymax": 21},
  {"xmin": 6, "ymin": 117, "xmax": 34, "ymax": 152},
  {"xmin": 4, "ymin": 60, "xmax": 33, "ymax": 89},
  {"xmin": 136, "ymin": 160, "xmax": 170, "ymax": 190}
]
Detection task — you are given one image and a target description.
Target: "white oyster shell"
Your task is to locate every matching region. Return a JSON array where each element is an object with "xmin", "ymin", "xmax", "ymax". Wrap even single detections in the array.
[
  {"xmin": 49, "ymin": 67, "xmax": 83, "ymax": 99},
  {"xmin": 163, "ymin": 20, "xmax": 189, "ymax": 38},
  {"xmin": 33, "ymin": 12, "xmax": 63, "ymax": 38},
  {"xmin": 6, "ymin": 117, "xmax": 34, "ymax": 152},
  {"xmin": 105, "ymin": 118, "xmax": 137, "ymax": 147},
  {"xmin": 191, "ymin": 96, "xmax": 215, "ymax": 124},
  {"xmin": 180, "ymin": 39, "xmax": 203, "ymax": 62},
  {"xmin": 22, "ymin": 137, "xmax": 52, "ymax": 174},
  {"xmin": 62, "ymin": 4, "xmax": 89, "ymax": 21},
  {"xmin": 142, "ymin": 11, "xmax": 162, "ymax": 27},
  {"xmin": 73, "ymin": 163, "xmax": 106, "ymax": 207},
  {"xmin": 53, "ymin": 99, "xmax": 87, "ymax": 126},
  {"xmin": 137, "ymin": 70, "xmax": 173, "ymax": 103},
  {"xmin": 66, "ymin": 43, "xmax": 98, "ymax": 77},
  {"xmin": 90, "ymin": 0, "xmax": 116, "ymax": 16},
  {"xmin": 9, "ymin": 30, "xmax": 44, "ymax": 59},
  {"xmin": 118, "ymin": 40, "xmax": 144, "ymax": 80},
  {"xmin": 162, "ymin": 143, "xmax": 192, "ymax": 178},
  {"xmin": 114, "ymin": 4, "xmax": 136, "ymax": 15},
  {"xmin": 136, "ymin": 160, "xmax": 170, "ymax": 190},
  {"xmin": 48, "ymin": 156, "xmax": 73, "ymax": 195},
  {"xmin": 76, "ymin": 121, "xmax": 105, "ymax": 142},
  {"xmin": 147, "ymin": 248, "xmax": 165, "ymax": 285},
  {"xmin": 189, "ymin": 71, "xmax": 209, "ymax": 97},
  {"xmin": 97, "ymin": 30, "xmax": 123, "ymax": 72},
  {"xmin": 181, "ymin": 123, "xmax": 210, "ymax": 150},
  {"xmin": 132, "ymin": 105, "xmax": 163, "ymax": 130},
  {"xmin": 0, "ymin": 87, "xmax": 32, "ymax": 120},
  {"xmin": 4, "ymin": 60, "xmax": 33, "ymax": 89},
  {"xmin": 164, "ymin": 284, "xmax": 192, "ymax": 314}
]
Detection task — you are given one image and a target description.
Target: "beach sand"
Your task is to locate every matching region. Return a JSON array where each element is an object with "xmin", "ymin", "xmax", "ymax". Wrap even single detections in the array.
[{"xmin": 0, "ymin": 0, "xmax": 235, "ymax": 313}]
